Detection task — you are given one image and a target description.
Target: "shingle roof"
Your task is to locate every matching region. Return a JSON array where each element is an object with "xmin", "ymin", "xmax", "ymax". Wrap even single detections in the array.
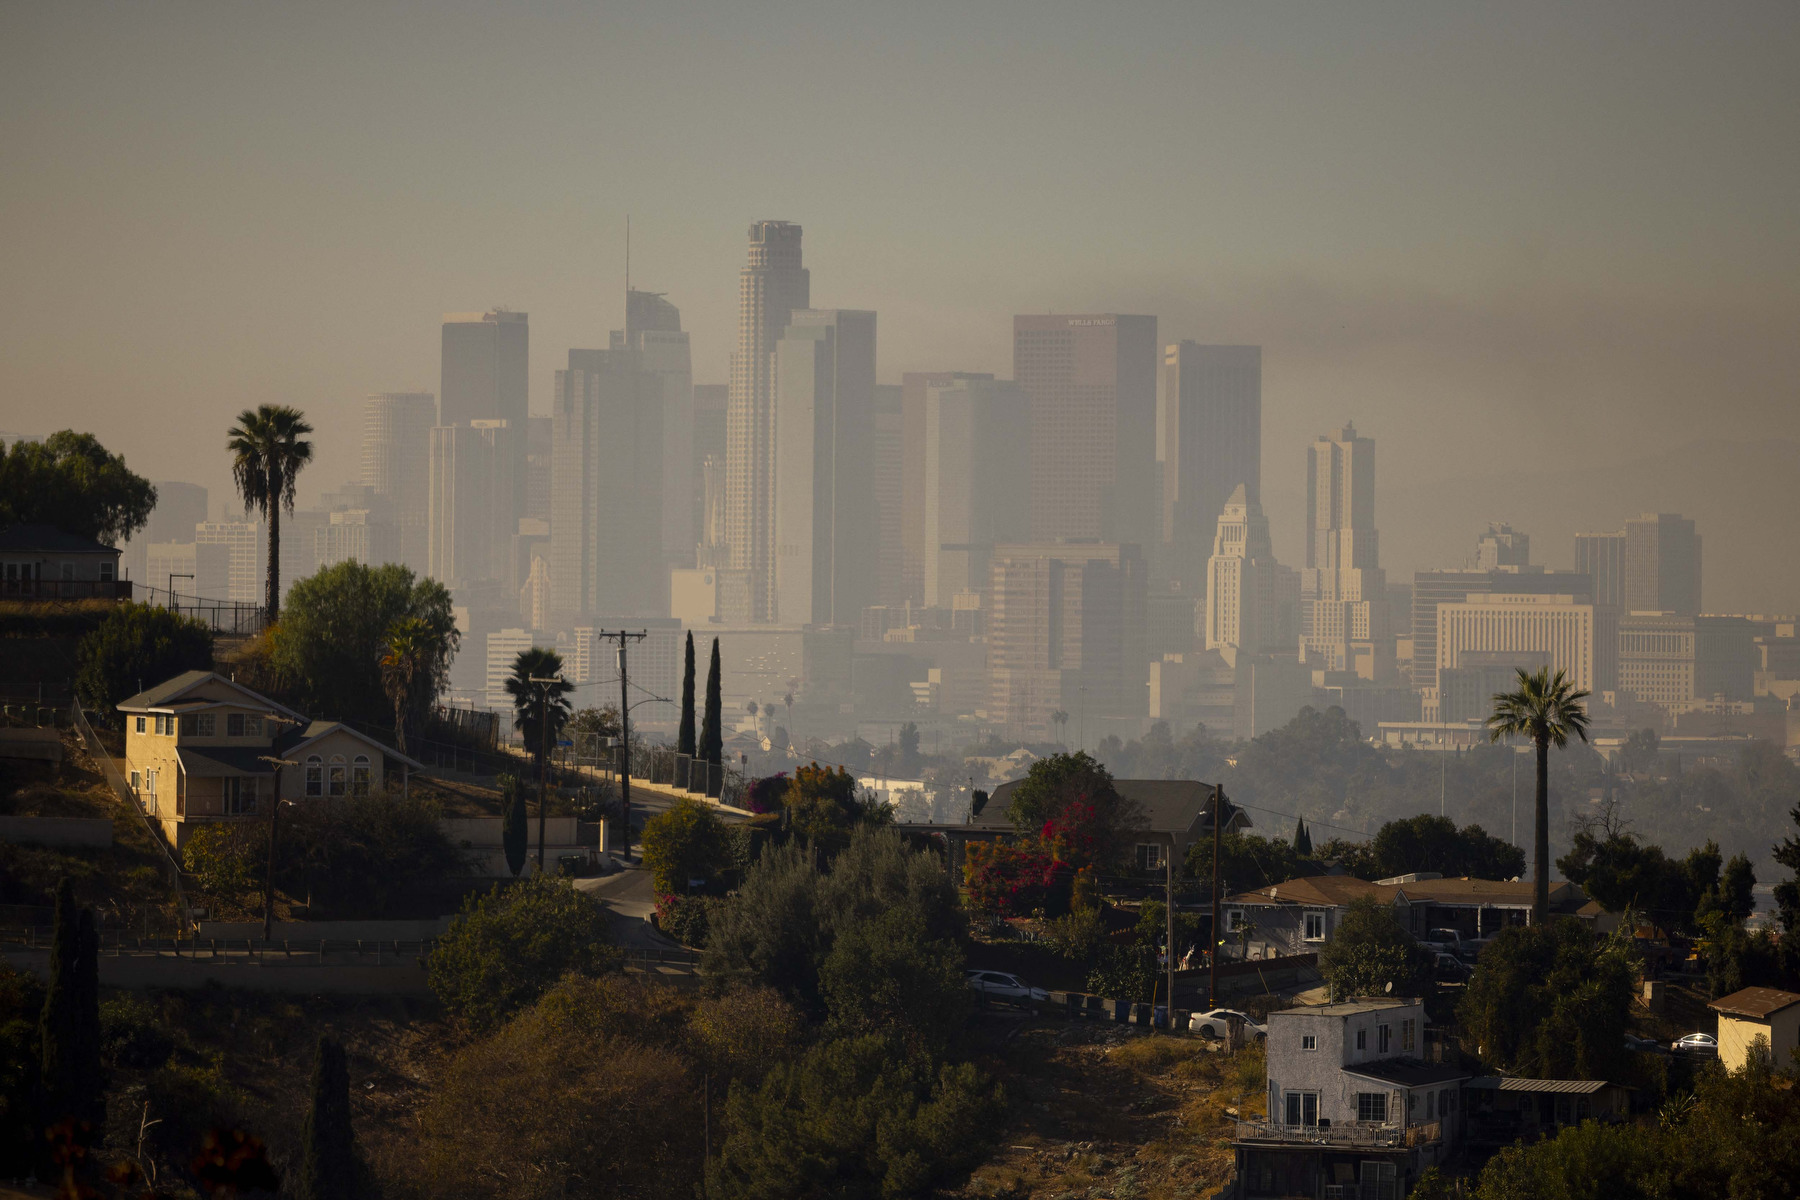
[
  {"xmin": 0, "ymin": 523, "xmax": 119, "ymax": 555},
  {"xmin": 1464, "ymin": 1078, "xmax": 1616, "ymax": 1095},
  {"xmin": 117, "ymin": 670, "xmax": 217, "ymax": 711},
  {"xmin": 1228, "ymin": 874, "xmax": 1585, "ymax": 910},
  {"xmin": 284, "ymin": 720, "xmax": 424, "ymax": 770},
  {"xmin": 176, "ymin": 746, "xmax": 277, "ymax": 777},
  {"xmin": 1228, "ymin": 876, "xmax": 1394, "ymax": 907},
  {"xmin": 1344, "ymin": 1059, "xmax": 1471, "ymax": 1088},
  {"xmin": 1710, "ymin": 987, "xmax": 1800, "ymax": 1020},
  {"xmin": 1270, "ymin": 999, "xmax": 1414, "ymax": 1019}
]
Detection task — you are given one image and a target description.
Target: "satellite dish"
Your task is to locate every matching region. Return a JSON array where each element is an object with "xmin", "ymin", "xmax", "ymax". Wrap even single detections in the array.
[{"xmin": 1385, "ymin": 981, "xmax": 1394, "ymax": 994}]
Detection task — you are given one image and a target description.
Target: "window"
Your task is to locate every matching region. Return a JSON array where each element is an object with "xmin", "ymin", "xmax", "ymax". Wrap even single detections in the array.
[
  {"xmin": 179, "ymin": 714, "xmax": 195, "ymax": 736},
  {"xmin": 1378, "ymin": 1024, "xmax": 1391, "ymax": 1053},
  {"xmin": 1136, "ymin": 843, "xmax": 1165, "ymax": 872},
  {"xmin": 305, "ymin": 755, "xmax": 323, "ymax": 797},
  {"xmin": 328, "ymin": 755, "xmax": 347, "ymax": 797},
  {"xmin": 1226, "ymin": 909, "xmax": 1245, "ymax": 932},
  {"xmin": 1304, "ymin": 912, "xmax": 1326, "ymax": 941},
  {"xmin": 228, "ymin": 713, "xmax": 244, "ymax": 737},
  {"xmin": 1357, "ymin": 1092, "xmax": 1388, "ymax": 1123},
  {"xmin": 130, "ymin": 770, "xmax": 141, "ymax": 791},
  {"xmin": 1356, "ymin": 1029, "xmax": 1367, "ymax": 1051},
  {"xmin": 1439, "ymin": 1089, "xmax": 1451, "ymax": 1120},
  {"xmin": 99, "ymin": 560, "xmax": 114, "ymax": 582},
  {"xmin": 352, "ymin": 755, "xmax": 370, "ymax": 796},
  {"xmin": 1301, "ymin": 1034, "xmax": 1317, "ymax": 1051},
  {"xmin": 1402, "ymin": 1018, "xmax": 1415, "ymax": 1052},
  {"xmin": 135, "ymin": 716, "xmax": 145, "ymax": 733},
  {"xmin": 224, "ymin": 777, "xmax": 258, "ymax": 815},
  {"xmin": 195, "ymin": 713, "xmax": 215, "ymax": 737},
  {"xmin": 1283, "ymin": 1091, "xmax": 1319, "ymax": 1127},
  {"xmin": 244, "ymin": 716, "xmax": 262, "ymax": 737}
]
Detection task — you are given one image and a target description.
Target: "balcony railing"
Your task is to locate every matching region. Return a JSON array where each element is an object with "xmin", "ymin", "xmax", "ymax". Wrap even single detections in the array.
[
  {"xmin": 1235, "ymin": 1120, "xmax": 1441, "ymax": 1148},
  {"xmin": 0, "ymin": 578, "xmax": 132, "ymax": 601}
]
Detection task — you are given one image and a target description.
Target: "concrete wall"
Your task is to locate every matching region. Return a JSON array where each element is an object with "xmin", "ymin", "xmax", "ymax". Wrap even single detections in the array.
[
  {"xmin": 0, "ymin": 815, "xmax": 112, "ymax": 847},
  {"xmin": 197, "ymin": 918, "xmax": 451, "ymax": 940},
  {"xmin": 3, "ymin": 946, "xmax": 432, "ymax": 996}
]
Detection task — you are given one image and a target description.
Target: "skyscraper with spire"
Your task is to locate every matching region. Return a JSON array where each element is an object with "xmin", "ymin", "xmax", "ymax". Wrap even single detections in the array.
[{"xmin": 726, "ymin": 221, "xmax": 809, "ymax": 621}]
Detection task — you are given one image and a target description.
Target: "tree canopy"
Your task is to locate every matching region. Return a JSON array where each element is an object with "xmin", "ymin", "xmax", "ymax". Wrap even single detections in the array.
[
  {"xmin": 1316, "ymin": 895, "xmax": 1432, "ymax": 1000},
  {"xmin": 0, "ymin": 431, "xmax": 156, "ymax": 544},
  {"xmin": 1457, "ymin": 918, "xmax": 1634, "ymax": 1081},
  {"xmin": 642, "ymin": 798, "xmax": 732, "ymax": 896},
  {"xmin": 1005, "ymin": 751, "xmax": 1144, "ymax": 869},
  {"xmin": 75, "ymin": 602, "xmax": 214, "ymax": 721}
]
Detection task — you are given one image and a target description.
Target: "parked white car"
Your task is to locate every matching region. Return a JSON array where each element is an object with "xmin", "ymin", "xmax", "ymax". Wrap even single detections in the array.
[
  {"xmin": 1672, "ymin": 1032, "xmax": 1718, "ymax": 1055},
  {"xmin": 965, "ymin": 970, "xmax": 1049, "ymax": 1005},
  {"xmin": 1190, "ymin": 1008, "xmax": 1268, "ymax": 1040}
]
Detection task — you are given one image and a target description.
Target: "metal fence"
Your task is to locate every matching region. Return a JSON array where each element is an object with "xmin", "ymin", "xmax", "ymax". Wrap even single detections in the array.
[
  {"xmin": 70, "ymin": 695, "xmax": 191, "ymax": 929},
  {"xmin": 137, "ymin": 583, "xmax": 268, "ymax": 635}
]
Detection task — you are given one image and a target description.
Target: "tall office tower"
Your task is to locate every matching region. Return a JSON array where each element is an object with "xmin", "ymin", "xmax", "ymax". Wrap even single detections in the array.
[
  {"xmin": 146, "ymin": 540, "xmax": 230, "ymax": 602},
  {"xmin": 690, "ymin": 384, "xmax": 727, "ymax": 556},
  {"xmin": 1624, "ymin": 513, "xmax": 1702, "ymax": 616},
  {"xmin": 987, "ymin": 541, "xmax": 1148, "ymax": 740},
  {"xmin": 1410, "ymin": 565, "xmax": 1594, "ymax": 693},
  {"xmin": 1014, "ymin": 315, "xmax": 1159, "ymax": 547},
  {"xmin": 772, "ymin": 309, "xmax": 877, "ymax": 627},
  {"xmin": 1474, "ymin": 522, "xmax": 1530, "ymax": 569},
  {"xmin": 522, "ymin": 416, "xmax": 554, "ymax": 524},
  {"xmin": 124, "ymin": 481, "xmax": 208, "ymax": 586},
  {"xmin": 362, "ymin": 392, "xmax": 436, "ymax": 573},
  {"xmin": 1300, "ymin": 423, "xmax": 1388, "ymax": 675},
  {"xmin": 315, "ymin": 510, "xmax": 399, "ymax": 570},
  {"xmin": 195, "ymin": 519, "xmax": 265, "ymax": 604},
  {"xmin": 1204, "ymin": 485, "xmax": 1285, "ymax": 659},
  {"xmin": 1616, "ymin": 612, "xmax": 1695, "ymax": 706},
  {"xmin": 725, "ymin": 221, "xmax": 810, "ymax": 620},
  {"xmin": 1574, "ymin": 532, "xmax": 1626, "ymax": 609},
  {"xmin": 1438, "ymin": 593, "xmax": 1615, "ymax": 696},
  {"xmin": 901, "ymin": 371, "xmax": 994, "ymax": 606},
  {"xmin": 613, "ymin": 289, "xmax": 694, "ymax": 569},
  {"xmin": 441, "ymin": 311, "xmax": 528, "ymax": 513},
  {"xmin": 547, "ymin": 349, "xmax": 664, "ymax": 625},
  {"xmin": 427, "ymin": 420, "xmax": 515, "ymax": 589},
  {"xmin": 871, "ymin": 384, "xmax": 905, "ymax": 608},
  {"xmin": 921, "ymin": 378, "xmax": 1031, "ymax": 608},
  {"xmin": 1161, "ymin": 343, "xmax": 1261, "ymax": 590}
]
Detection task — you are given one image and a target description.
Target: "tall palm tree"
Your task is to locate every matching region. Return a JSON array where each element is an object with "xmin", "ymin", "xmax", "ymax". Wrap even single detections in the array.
[
  {"xmin": 503, "ymin": 647, "xmax": 574, "ymax": 870},
  {"xmin": 1488, "ymin": 666, "xmax": 1591, "ymax": 924},
  {"xmin": 227, "ymin": 405, "xmax": 314, "ymax": 623},
  {"xmin": 379, "ymin": 616, "xmax": 442, "ymax": 754}
]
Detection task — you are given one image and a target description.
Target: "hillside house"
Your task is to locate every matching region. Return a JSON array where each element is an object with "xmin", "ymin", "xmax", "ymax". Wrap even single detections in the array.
[
  {"xmin": 0, "ymin": 523, "xmax": 129, "ymax": 599},
  {"xmin": 118, "ymin": 671, "xmax": 422, "ymax": 848},
  {"xmin": 1709, "ymin": 987, "xmax": 1800, "ymax": 1072}
]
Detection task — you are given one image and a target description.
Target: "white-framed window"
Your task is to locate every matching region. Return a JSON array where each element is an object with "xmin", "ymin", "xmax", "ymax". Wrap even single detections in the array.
[
  {"xmin": 305, "ymin": 755, "xmax": 324, "ymax": 797},
  {"xmin": 1402, "ymin": 1018, "xmax": 1416, "ymax": 1052},
  {"xmin": 328, "ymin": 755, "xmax": 347, "ymax": 797},
  {"xmin": 1135, "ymin": 843, "xmax": 1165, "ymax": 872},
  {"xmin": 130, "ymin": 770, "xmax": 141, "ymax": 791},
  {"xmin": 1301, "ymin": 1034, "xmax": 1317, "ymax": 1051},
  {"xmin": 1357, "ymin": 1092, "xmax": 1388, "ymax": 1123},
  {"xmin": 135, "ymin": 716, "xmax": 146, "ymax": 733},
  {"xmin": 1283, "ymin": 1091, "xmax": 1319, "ymax": 1127},
  {"xmin": 352, "ymin": 755, "xmax": 370, "ymax": 796},
  {"xmin": 1226, "ymin": 909, "xmax": 1245, "ymax": 932},
  {"xmin": 1303, "ymin": 912, "xmax": 1326, "ymax": 941},
  {"xmin": 1378, "ymin": 1023, "xmax": 1391, "ymax": 1053},
  {"xmin": 195, "ymin": 713, "xmax": 215, "ymax": 737},
  {"xmin": 98, "ymin": 560, "xmax": 114, "ymax": 582}
]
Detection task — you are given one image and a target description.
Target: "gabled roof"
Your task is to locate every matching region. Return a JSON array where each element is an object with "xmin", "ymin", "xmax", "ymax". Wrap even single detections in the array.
[
  {"xmin": 1229, "ymin": 875, "xmax": 1394, "ymax": 907},
  {"xmin": 1710, "ymin": 987, "xmax": 1800, "ymax": 1021},
  {"xmin": 0, "ymin": 523, "xmax": 120, "ymax": 555},
  {"xmin": 1344, "ymin": 1059, "xmax": 1471, "ymax": 1088},
  {"xmin": 177, "ymin": 746, "xmax": 276, "ymax": 777},
  {"xmin": 117, "ymin": 671, "xmax": 306, "ymax": 721},
  {"xmin": 284, "ymin": 720, "xmax": 424, "ymax": 771},
  {"xmin": 1228, "ymin": 873, "xmax": 1585, "ymax": 910},
  {"xmin": 979, "ymin": 777, "xmax": 1247, "ymax": 837}
]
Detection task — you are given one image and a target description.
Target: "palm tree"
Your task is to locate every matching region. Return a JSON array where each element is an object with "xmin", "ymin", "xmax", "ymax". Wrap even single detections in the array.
[
  {"xmin": 1051, "ymin": 709, "xmax": 1070, "ymax": 745},
  {"xmin": 1487, "ymin": 666, "xmax": 1591, "ymax": 924},
  {"xmin": 503, "ymin": 647, "xmax": 574, "ymax": 870},
  {"xmin": 379, "ymin": 616, "xmax": 439, "ymax": 754},
  {"xmin": 227, "ymin": 405, "xmax": 314, "ymax": 623}
]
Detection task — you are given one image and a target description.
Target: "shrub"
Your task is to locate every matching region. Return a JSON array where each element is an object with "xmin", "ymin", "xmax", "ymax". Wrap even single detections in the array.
[
  {"xmin": 963, "ymin": 841, "xmax": 1059, "ymax": 916},
  {"xmin": 183, "ymin": 822, "xmax": 265, "ymax": 897},
  {"xmin": 278, "ymin": 791, "xmax": 468, "ymax": 915},
  {"xmin": 689, "ymin": 986, "xmax": 805, "ymax": 1085},
  {"xmin": 642, "ymin": 797, "xmax": 732, "ymax": 894},
  {"xmin": 426, "ymin": 874, "xmax": 618, "ymax": 1030},
  {"xmin": 744, "ymin": 773, "xmax": 789, "ymax": 815},
  {"xmin": 1316, "ymin": 895, "xmax": 1433, "ymax": 1000},
  {"xmin": 141, "ymin": 1058, "xmax": 248, "ymax": 1185},
  {"xmin": 659, "ymin": 893, "xmax": 718, "ymax": 948},
  {"xmin": 75, "ymin": 602, "xmax": 214, "ymax": 722},
  {"xmin": 99, "ymin": 993, "xmax": 173, "ymax": 1069},
  {"xmin": 818, "ymin": 908, "xmax": 969, "ymax": 1052},
  {"xmin": 1458, "ymin": 918, "xmax": 1635, "ymax": 1081}
]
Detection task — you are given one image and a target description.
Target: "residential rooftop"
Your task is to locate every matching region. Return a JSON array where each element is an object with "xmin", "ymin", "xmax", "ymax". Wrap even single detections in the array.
[
  {"xmin": 1710, "ymin": 987, "xmax": 1800, "ymax": 1021},
  {"xmin": 1268, "ymin": 999, "xmax": 1415, "ymax": 1019}
]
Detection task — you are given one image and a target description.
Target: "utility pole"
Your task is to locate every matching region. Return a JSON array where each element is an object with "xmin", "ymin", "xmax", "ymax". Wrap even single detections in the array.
[
  {"xmin": 1165, "ymin": 837, "xmax": 1176, "ymax": 1032},
  {"xmin": 595, "ymin": 630, "xmax": 647, "ymax": 863},
  {"xmin": 1210, "ymin": 784, "xmax": 1226, "ymax": 1011}
]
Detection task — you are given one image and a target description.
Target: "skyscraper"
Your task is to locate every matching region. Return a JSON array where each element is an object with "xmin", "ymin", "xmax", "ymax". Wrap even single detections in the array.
[
  {"xmin": 440, "ymin": 310, "xmax": 527, "ymax": 552},
  {"xmin": 921, "ymin": 377, "xmax": 1031, "ymax": 607},
  {"xmin": 901, "ymin": 370, "xmax": 994, "ymax": 607},
  {"xmin": 1623, "ymin": 512, "xmax": 1702, "ymax": 616},
  {"xmin": 1162, "ymin": 342, "xmax": 1260, "ymax": 590},
  {"xmin": 1474, "ymin": 522, "xmax": 1530, "ymax": 569},
  {"xmin": 427, "ymin": 420, "xmax": 514, "ymax": 589},
  {"xmin": 548, "ymin": 349, "xmax": 664, "ymax": 624},
  {"xmin": 362, "ymin": 392, "xmax": 436, "ymax": 573},
  {"xmin": 1573, "ymin": 531, "xmax": 1626, "ymax": 609},
  {"xmin": 871, "ymin": 384, "xmax": 904, "ymax": 610},
  {"xmin": 691, "ymin": 384, "xmax": 727, "ymax": 559},
  {"xmin": 725, "ymin": 221, "xmax": 810, "ymax": 621},
  {"xmin": 1300, "ymin": 422, "xmax": 1389, "ymax": 675},
  {"xmin": 614, "ymin": 289, "xmax": 694, "ymax": 570},
  {"xmin": 772, "ymin": 309, "xmax": 877, "ymax": 627},
  {"xmin": 1013, "ymin": 314, "xmax": 1158, "ymax": 547},
  {"xmin": 1204, "ymin": 484, "xmax": 1285, "ymax": 658}
]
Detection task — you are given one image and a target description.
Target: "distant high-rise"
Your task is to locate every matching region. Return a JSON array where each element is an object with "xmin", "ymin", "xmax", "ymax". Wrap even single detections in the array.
[
  {"xmin": 1475, "ymin": 523, "xmax": 1530, "ymax": 570},
  {"xmin": 1014, "ymin": 315, "xmax": 1158, "ymax": 547},
  {"xmin": 124, "ymin": 481, "xmax": 208, "ymax": 587},
  {"xmin": 900, "ymin": 371, "xmax": 994, "ymax": 607},
  {"xmin": 1623, "ymin": 513, "xmax": 1702, "ymax": 616},
  {"xmin": 1162, "ymin": 343, "xmax": 1260, "ymax": 590},
  {"xmin": 1410, "ymin": 564, "xmax": 1594, "ymax": 692},
  {"xmin": 427, "ymin": 420, "xmax": 514, "ymax": 589},
  {"xmin": 921, "ymin": 378, "xmax": 1031, "ymax": 608},
  {"xmin": 1204, "ymin": 485, "xmax": 1284, "ymax": 658},
  {"xmin": 614, "ymin": 289, "xmax": 694, "ymax": 569},
  {"xmin": 548, "ymin": 349, "xmax": 665, "ymax": 624},
  {"xmin": 772, "ymin": 309, "xmax": 877, "ymax": 627},
  {"xmin": 871, "ymin": 384, "xmax": 905, "ymax": 609},
  {"xmin": 362, "ymin": 392, "xmax": 436, "ymax": 573},
  {"xmin": 440, "ymin": 311, "xmax": 527, "ymax": 542},
  {"xmin": 195, "ymin": 519, "xmax": 264, "ymax": 605},
  {"xmin": 691, "ymin": 384, "xmax": 727, "ymax": 559},
  {"xmin": 725, "ymin": 221, "xmax": 810, "ymax": 621},
  {"xmin": 1300, "ymin": 423, "xmax": 1389, "ymax": 675},
  {"xmin": 1573, "ymin": 532, "xmax": 1626, "ymax": 609},
  {"xmin": 1438, "ymin": 592, "xmax": 1614, "ymax": 696}
]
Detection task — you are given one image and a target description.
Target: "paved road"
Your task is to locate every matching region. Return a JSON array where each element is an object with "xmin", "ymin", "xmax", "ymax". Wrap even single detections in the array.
[{"xmin": 573, "ymin": 865, "xmax": 690, "ymax": 956}]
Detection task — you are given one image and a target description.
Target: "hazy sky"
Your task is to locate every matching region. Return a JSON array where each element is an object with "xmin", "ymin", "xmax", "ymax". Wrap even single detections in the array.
[{"xmin": 4, "ymin": 3, "xmax": 1797, "ymax": 605}]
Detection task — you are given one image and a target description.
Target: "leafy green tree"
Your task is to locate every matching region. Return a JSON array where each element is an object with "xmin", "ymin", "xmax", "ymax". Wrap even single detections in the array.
[
  {"xmin": 1005, "ymin": 751, "xmax": 1144, "ymax": 868},
  {"xmin": 278, "ymin": 792, "xmax": 468, "ymax": 916},
  {"xmin": 1618, "ymin": 727, "xmax": 1661, "ymax": 775},
  {"xmin": 819, "ymin": 909, "xmax": 969, "ymax": 1052},
  {"xmin": 1474, "ymin": 1118, "xmax": 1664, "ymax": 1200},
  {"xmin": 1488, "ymin": 666, "xmax": 1591, "ymax": 923},
  {"xmin": 426, "ymin": 874, "xmax": 618, "ymax": 1030},
  {"xmin": 1457, "ymin": 919, "xmax": 1634, "ymax": 1080},
  {"xmin": 784, "ymin": 762, "xmax": 886, "ymax": 841},
  {"xmin": 272, "ymin": 561, "xmax": 457, "ymax": 731},
  {"xmin": 678, "ymin": 631, "xmax": 697, "ymax": 757},
  {"xmin": 379, "ymin": 613, "xmax": 454, "ymax": 754},
  {"xmin": 700, "ymin": 636, "xmax": 723, "ymax": 764},
  {"xmin": 37, "ymin": 878, "xmax": 102, "ymax": 1140},
  {"xmin": 1184, "ymin": 828, "xmax": 1319, "ymax": 895},
  {"xmin": 0, "ymin": 430, "xmax": 156, "ymax": 544},
  {"xmin": 293, "ymin": 1036, "xmax": 371, "ymax": 1200},
  {"xmin": 499, "ymin": 774, "xmax": 527, "ymax": 879},
  {"xmin": 75, "ymin": 602, "xmax": 213, "ymax": 721},
  {"xmin": 182, "ymin": 822, "xmax": 264, "ymax": 896},
  {"xmin": 226, "ymin": 403, "xmax": 315, "ymax": 621},
  {"xmin": 1316, "ymin": 895, "xmax": 1431, "ymax": 1000},
  {"xmin": 642, "ymin": 797, "xmax": 731, "ymax": 894},
  {"xmin": 710, "ymin": 1033, "xmax": 1002, "ymax": 1200},
  {"xmin": 1558, "ymin": 822, "xmax": 1727, "ymax": 935},
  {"xmin": 1366, "ymin": 814, "xmax": 1525, "ymax": 881},
  {"xmin": 0, "ymin": 964, "xmax": 43, "ymax": 1179}
]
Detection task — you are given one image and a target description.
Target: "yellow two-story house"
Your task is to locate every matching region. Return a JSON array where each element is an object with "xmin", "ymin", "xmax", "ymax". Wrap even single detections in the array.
[{"xmin": 118, "ymin": 671, "xmax": 424, "ymax": 849}]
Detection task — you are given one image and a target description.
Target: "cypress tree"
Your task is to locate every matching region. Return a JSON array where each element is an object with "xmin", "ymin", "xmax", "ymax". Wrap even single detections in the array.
[
  {"xmin": 73, "ymin": 909, "xmax": 102, "ymax": 1136},
  {"xmin": 502, "ymin": 777, "xmax": 528, "ymax": 878},
  {"xmin": 293, "ymin": 1036, "xmax": 365, "ymax": 1200},
  {"xmin": 1293, "ymin": 817, "xmax": 1312, "ymax": 857},
  {"xmin": 699, "ymin": 637, "xmax": 723, "ymax": 765},
  {"xmin": 38, "ymin": 877, "xmax": 102, "ymax": 1135},
  {"xmin": 677, "ymin": 631, "xmax": 697, "ymax": 757}
]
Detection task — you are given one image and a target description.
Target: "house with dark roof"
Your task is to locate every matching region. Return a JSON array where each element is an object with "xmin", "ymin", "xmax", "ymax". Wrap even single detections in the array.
[
  {"xmin": 1710, "ymin": 986, "xmax": 1800, "ymax": 1071},
  {"xmin": 0, "ymin": 523, "xmax": 130, "ymax": 599},
  {"xmin": 1462, "ymin": 1077, "xmax": 1633, "ymax": 1148},
  {"xmin": 118, "ymin": 671, "xmax": 422, "ymax": 848}
]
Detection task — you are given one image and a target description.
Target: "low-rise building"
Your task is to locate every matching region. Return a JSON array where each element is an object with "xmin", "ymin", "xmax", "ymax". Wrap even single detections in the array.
[
  {"xmin": 1709, "ymin": 987, "xmax": 1800, "ymax": 1072},
  {"xmin": 0, "ymin": 524, "xmax": 129, "ymax": 600},
  {"xmin": 118, "ymin": 671, "xmax": 423, "ymax": 849},
  {"xmin": 1462, "ymin": 1077, "xmax": 1632, "ymax": 1148}
]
